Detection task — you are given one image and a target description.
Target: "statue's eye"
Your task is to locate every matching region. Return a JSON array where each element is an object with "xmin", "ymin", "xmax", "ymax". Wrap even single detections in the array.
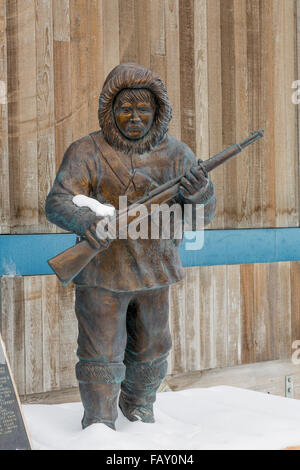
[
  {"xmin": 138, "ymin": 107, "xmax": 150, "ymax": 113},
  {"xmin": 121, "ymin": 107, "xmax": 131, "ymax": 113}
]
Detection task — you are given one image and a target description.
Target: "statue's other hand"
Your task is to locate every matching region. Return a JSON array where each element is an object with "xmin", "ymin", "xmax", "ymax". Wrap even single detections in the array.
[
  {"xmin": 179, "ymin": 165, "xmax": 210, "ymax": 203},
  {"xmin": 84, "ymin": 216, "xmax": 114, "ymax": 250}
]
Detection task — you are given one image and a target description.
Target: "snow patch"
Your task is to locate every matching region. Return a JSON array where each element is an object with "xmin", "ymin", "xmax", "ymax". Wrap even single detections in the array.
[
  {"xmin": 22, "ymin": 387, "xmax": 300, "ymax": 450},
  {"xmin": 73, "ymin": 195, "xmax": 115, "ymax": 217}
]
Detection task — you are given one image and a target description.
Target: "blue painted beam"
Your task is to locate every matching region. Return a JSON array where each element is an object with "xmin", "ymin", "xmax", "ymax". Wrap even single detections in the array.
[
  {"xmin": 0, "ymin": 228, "xmax": 299, "ymax": 276},
  {"xmin": 0, "ymin": 234, "xmax": 76, "ymax": 276},
  {"xmin": 179, "ymin": 228, "xmax": 300, "ymax": 267}
]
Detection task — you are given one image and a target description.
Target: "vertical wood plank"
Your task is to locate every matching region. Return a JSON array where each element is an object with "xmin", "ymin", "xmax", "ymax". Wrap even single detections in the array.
[
  {"xmin": 273, "ymin": 0, "xmax": 298, "ymax": 227},
  {"xmin": 53, "ymin": 0, "xmax": 72, "ymax": 169},
  {"xmin": 57, "ymin": 282, "xmax": 77, "ymax": 389},
  {"xmin": 70, "ymin": 0, "xmax": 89, "ymax": 142},
  {"xmin": 179, "ymin": 0, "xmax": 196, "ymax": 153},
  {"xmin": 42, "ymin": 276, "xmax": 60, "ymax": 392},
  {"xmin": 6, "ymin": 1, "xmax": 20, "ymax": 231},
  {"xmin": 233, "ymin": 0, "xmax": 251, "ymax": 228},
  {"xmin": 169, "ymin": 280, "xmax": 186, "ymax": 374},
  {"xmin": 12, "ymin": 277, "xmax": 25, "ymax": 395},
  {"xmin": 9, "ymin": 0, "xmax": 38, "ymax": 233},
  {"xmin": 102, "ymin": 0, "xmax": 120, "ymax": 80},
  {"xmin": 35, "ymin": 0, "xmax": 56, "ymax": 232},
  {"xmin": 241, "ymin": 264, "xmax": 255, "ymax": 364},
  {"xmin": 199, "ymin": 266, "xmax": 215, "ymax": 370},
  {"xmin": 135, "ymin": 0, "xmax": 151, "ymax": 69},
  {"xmin": 166, "ymin": 288, "xmax": 173, "ymax": 375},
  {"xmin": 0, "ymin": 0, "xmax": 10, "ymax": 233},
  {"xmin": 0, "ymin": 278, "xmax": 15, "ymax": 374},
  {"xmin": 206, "ymin": 0, "xmax": 224, "ymax": 230},
  {"xmin": 297, "ymin": 0, "xmax": 300, "ymax": 228},
  {"xmin": 258, "ymin": 0, "xmax": 276, "ymax": 228},
  {"xmin": 227, "ymin": 264, "xmax": 241, "ymax": 366},
  {"xmin": 150, "ymin": 0, "xmax": 166, "ymax": 83},
  {"xmin": 119, "ymin": 0, "xmax": 137, "ymax": 63},
  {"xmin": 283, "ymin": 0, "xmax": 298, "ymax": 227},
  {"xmin": 24, "ymin": 277, "xmax": 43, "ymax": 394},
  {"xmin": 246, "ymin": 0, "xmax": 263, "ymax": 228},
  {"xmin": 52, "ymin": 0, "xmax": 70, "ymax": 42},
  {"xmin": 87, "ymin": 0, "xmax": 104, "ymax": 132},
  {"xmin": 0, "ymin": 277, "xmax": 25, "ymax": 395},
  {"xmin": 213, "ymin": 265, "xmax": 228, "ymax": 368},
  {"xmin": 165, "ymin": 0, "xmax": 181, "ymax": 140},
  {"xmin": 184, "ymin": 267, "xmax": 200, "ymax": 371},
  {"xmin": 221, "ymin": 0, "xmax": 238, "ymax": 229},
  {"xmin": 253, "ymin": 263, "xmax": 275, "ymax": 362},
  {"xmin": 291, "ymin": 262, "xmax": 300, "ymax": 345},
  {"xmin": 275, "ymin": 262, "xmax": 292, "ymax": 359},
  {"xmin": 194, "ymin": 0, "xmax": 209, "ymax": 158}
]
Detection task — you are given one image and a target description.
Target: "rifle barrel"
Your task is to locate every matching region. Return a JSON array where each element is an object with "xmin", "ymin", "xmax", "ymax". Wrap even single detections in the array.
[
  {"xmin": 131, "ymin": 129, "xmax": 264, "ymax": 207},
  {"xmin": 239, "ymin": 129, "xmax": 264, "ymax": 149},
  {"xmin": 201, "ymin": 129, "xmax": 264, "ymax": 173}
]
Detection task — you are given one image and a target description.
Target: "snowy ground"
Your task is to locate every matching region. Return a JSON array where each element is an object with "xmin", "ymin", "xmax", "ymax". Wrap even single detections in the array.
[{"xmin": 22, "ymin": 386, "xmax": 300, "ymax": 450}]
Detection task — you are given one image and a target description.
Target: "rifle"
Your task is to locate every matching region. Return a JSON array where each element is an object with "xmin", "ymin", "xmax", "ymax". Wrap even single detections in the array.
[{"xmin": 48, "ymin": 129, "xmax": 264, "ymax": 285}]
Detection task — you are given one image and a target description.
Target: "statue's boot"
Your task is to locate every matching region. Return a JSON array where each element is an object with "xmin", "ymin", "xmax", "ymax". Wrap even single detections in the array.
[
  {"xmin": 119, "ymin": 356, "xmax": 168, "ymax": 423},
  {"xmin": 76, "ymin": 361, "xmax": 125, "ymax": 430}
]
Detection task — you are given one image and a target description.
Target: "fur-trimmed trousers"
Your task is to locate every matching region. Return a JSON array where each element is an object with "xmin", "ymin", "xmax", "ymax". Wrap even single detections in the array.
[{"xmin": 74, "ymin": 285, "xmax": 172, "ymax": 429}]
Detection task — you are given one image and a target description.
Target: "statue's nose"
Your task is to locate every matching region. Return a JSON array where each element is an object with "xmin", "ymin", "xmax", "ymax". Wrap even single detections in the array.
[{"xmin": 131, "ymin": 108, "xmax": 141, "ymax": 122}]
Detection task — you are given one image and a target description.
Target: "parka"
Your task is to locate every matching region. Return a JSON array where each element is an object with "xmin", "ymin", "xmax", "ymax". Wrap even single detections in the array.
[{"xmin": 45, "ymin": 63, "xmax": 216, "ymax": 291}]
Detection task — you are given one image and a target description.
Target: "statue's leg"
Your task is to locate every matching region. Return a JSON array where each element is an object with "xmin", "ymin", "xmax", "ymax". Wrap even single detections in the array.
[
  {"xmin": 76, "ymin": 364, "xmax": 125, "ymax": 430},
  {"xmin": 75, "ymin": 286, "xmax": 130, "ymax": 430},
  {"xmin": 119, "ymin": 286, "xmax": 172, "ymax": 423}
]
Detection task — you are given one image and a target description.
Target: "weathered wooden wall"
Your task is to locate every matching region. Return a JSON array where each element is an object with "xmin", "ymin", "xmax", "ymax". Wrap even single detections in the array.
[
  {"xmin": 0, "ymin": 0, "xmax": 299, "ymax": 398},
  {"xmin": 169, "ymin": 262, "xmax": 300, "ymax": 374},
  {"xmin": 0, "ymin": 261, "xmax": 299, "ymax": 396},
  {"xmin": 0, "ymin": 0, "xmax": 298, "ymax": 233},
  {"xmin": 0, "ymin": 276, "xmax": 77, "ymax": 395}
]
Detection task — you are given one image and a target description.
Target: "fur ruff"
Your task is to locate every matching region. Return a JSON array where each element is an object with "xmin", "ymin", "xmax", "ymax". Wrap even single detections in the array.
[{"xmin": 98, "ymin": 63, "xmax": 172, "ymax": 155}]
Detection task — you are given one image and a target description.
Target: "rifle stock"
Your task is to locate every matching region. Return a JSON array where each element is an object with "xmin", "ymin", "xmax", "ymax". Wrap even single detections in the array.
[
  {"xmin": 48, "ymin": 240, "xmax": 100, "ymax": 286},
  {"xmin": 48, "ymin": 129, "xmax": 264, "ymax": 285}
]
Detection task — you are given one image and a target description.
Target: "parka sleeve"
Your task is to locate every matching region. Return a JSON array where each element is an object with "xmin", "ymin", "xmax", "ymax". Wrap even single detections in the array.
[{"xmin": 45, "ymin": 139, "xmax": 101, "ymax": 236}]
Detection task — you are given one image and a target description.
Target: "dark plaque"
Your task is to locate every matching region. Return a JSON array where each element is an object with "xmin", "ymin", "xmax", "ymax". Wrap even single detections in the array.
[{"xmin": 0, "ymin": 335, "xmax": 32, "ymax": 450}]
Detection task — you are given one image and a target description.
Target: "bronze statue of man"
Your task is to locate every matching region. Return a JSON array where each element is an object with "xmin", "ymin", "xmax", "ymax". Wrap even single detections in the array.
[{"xmin": 45, "ymin": 63, "xmax": 216, "ymax": 430}]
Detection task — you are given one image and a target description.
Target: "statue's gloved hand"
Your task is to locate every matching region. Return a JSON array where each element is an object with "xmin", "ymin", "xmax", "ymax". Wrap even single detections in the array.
[
  {"xmin": 84, "ymin": 216, "xmax": 114, "ymax": 250},
  {"xmin": 179, "ymin": 164, "xmax": 210, "ymax": 204}
]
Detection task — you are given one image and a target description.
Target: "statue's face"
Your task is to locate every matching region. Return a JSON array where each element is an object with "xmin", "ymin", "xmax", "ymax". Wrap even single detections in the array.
[{"xmin": 113, "ymin": 89, "xmax": 156, "ymax": 140}]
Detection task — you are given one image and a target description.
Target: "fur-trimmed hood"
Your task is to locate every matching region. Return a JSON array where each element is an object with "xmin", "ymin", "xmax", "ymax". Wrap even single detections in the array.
[{"xmin": 98, "ymin": 63, "xmax": 172, "ymax": 155}]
